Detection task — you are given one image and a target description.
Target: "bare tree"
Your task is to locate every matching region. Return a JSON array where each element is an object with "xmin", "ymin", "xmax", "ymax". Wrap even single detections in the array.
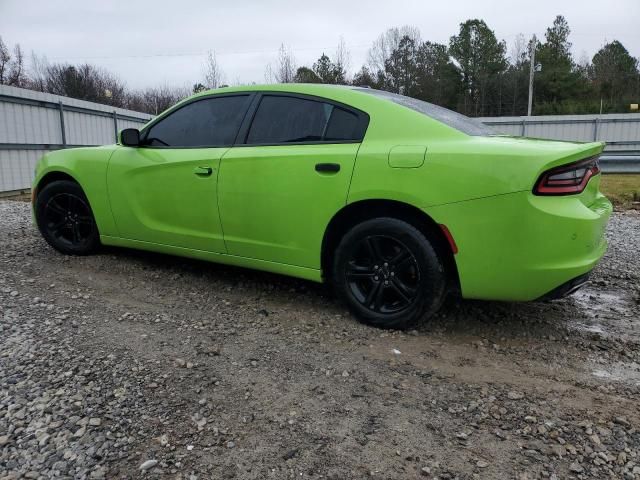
[
  {"xmin": 509, "ymin": 34, "xmax": 528, "ymax": 66},
  {"xmin": 264, "ymin": 63, "xmax": 274, "ymax": 83},
  {"xmin": 266, "ymin": 44, "xmax": 296, "ymax": 83},
  {"xmin": 41, "ymin": 63, "xmax": 127, "ymax": 106},
  {"xmin": 0, "ymin": 38, "xmax": 28, "ymax": 87},
  {"xmin": 232, "ymin": 76, "xmax": 244, "ymax": 86},
  {"xmin": 577, "ymin": 51, "xmax": 590, "ymax": 70},
  {"xmin": 0, "ymin": 36, "xmax": 10, "ymax": 84},
  {"xmin": 7, "ymin": 44, "xmax": 26, "ymax": 87},
  {"xmin": 27, "ymin": 52, "xmax": 49, "ymax": 92},
  {"xmin": 367, "ymin": 26, "xmax": 421, "ymax": 74},
  {"xmin": 126, "ymin": 85, "xmax": 190, "ymax": 115},
  {"xmin": 204, "ymin": 50, "xmax": 224, "ymax": 89},
  {"xmin": 334, "ymin": 36, "xmax": 351, "ymax": 83}
]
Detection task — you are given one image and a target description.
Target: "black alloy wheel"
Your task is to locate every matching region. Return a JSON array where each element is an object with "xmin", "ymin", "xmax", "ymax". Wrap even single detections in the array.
[
  {"xmin": 333, "ymin": 217, "xmax": 447, "ymax": 329},
  {"xmin": 35, "ymin": 180, "xmax": 100, "ymax": 255},
  {"xmin": 345, "ymin": 235, "xmax": 420, "ymax": 314}
]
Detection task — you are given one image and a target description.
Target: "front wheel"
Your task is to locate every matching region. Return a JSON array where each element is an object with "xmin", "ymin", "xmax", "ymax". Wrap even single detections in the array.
[
  {"xmin": 35, "ymin": 180, "xmax": 100, "ymax": 255},
  {"xmin": 332, "ymin": 218, "xmax": 447, "ymax": 329}
]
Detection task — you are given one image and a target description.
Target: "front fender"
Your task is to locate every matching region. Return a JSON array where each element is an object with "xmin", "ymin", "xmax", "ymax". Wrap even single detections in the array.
[{"xmin": 34, "ymin": 146, "xmax": 118, "ymax": 236}]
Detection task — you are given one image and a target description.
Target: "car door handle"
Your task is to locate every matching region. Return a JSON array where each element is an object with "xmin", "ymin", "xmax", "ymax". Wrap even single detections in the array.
[
  {"xmin": 194, "ymin": 166, "xmax": 213, "ymax": 176},
  {"xmin": 315, "ymin": 163, "xmax": 340, "ymax": 173}
]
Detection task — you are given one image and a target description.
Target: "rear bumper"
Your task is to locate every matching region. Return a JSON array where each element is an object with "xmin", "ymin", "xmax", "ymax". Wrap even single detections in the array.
[
  {"xmin": 423, "ymin": 181, "xmax": 612, "ymax": 301},
  {"xmin": 536, "ymin": 272, "xmax": 591, "ymax": 301}
]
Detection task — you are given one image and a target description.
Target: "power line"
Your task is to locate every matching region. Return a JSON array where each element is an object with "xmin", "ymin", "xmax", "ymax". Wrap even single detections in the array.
[{"xmin": 47, "ymin": 44, "xmax": 371, "ymax": 62}]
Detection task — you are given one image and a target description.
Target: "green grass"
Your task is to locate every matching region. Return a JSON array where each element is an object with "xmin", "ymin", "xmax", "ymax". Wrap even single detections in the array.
[{"xmin": 600, "ymin": 174, "xmax": 640, "ymax": 210}]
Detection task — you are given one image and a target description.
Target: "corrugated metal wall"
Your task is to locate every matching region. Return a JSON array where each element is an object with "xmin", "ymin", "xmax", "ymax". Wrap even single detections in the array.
[
  {"xmin": 479, "ymin": 113, "xmax": 640, "ymax": 152},
  {"xmin": 0, "ymin": 85, "xmax": 152, "ymax": 193}
]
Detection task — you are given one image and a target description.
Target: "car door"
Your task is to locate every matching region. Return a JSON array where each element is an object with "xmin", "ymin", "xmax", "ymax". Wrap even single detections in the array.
[
  {"xmin": 218, "ymin": 93, "xmax": 369, "ymax": 268},
  {"xmin": 107, "ymin": 94, "xmax": 252, "ymax": 253}
]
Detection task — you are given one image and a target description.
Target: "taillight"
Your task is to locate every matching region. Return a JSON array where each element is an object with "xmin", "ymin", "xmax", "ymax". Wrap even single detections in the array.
[{"xmin": 533, "ymin": 156, "xmax": 600, "ymax": 196}]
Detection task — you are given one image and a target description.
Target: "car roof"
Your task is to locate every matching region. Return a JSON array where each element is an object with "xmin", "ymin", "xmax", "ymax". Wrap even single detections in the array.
[
  {"xmin": 190, "ymin": 83, "xmax": 368, "ymax": 104},
  {"xmin": 196, "ymin": 83, "xmax": 355, "ymax": 94},
  {"xmin": 188, "ymin": 84, "xmax": 489, "ymax": 137}
]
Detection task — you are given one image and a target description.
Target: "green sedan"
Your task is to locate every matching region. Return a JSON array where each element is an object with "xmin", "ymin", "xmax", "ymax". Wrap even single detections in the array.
[{"xmin": 32, "ymin": 84, "xmax": 612, "ymax": 329}]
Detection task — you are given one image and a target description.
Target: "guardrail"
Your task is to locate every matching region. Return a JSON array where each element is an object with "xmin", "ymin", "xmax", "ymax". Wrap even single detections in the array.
[{"xmin": 598, "ymin": 153, "xmax": 640, "ymax": 174}]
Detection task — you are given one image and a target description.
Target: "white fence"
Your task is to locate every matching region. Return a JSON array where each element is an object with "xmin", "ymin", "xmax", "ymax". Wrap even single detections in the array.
[
  {"xmin": 1, "ymin": 86, "xmax": 639, "ymax": 194},
  {"xmin": 0, "ymin": 85, "xmax": 152, "ymax": 194}
]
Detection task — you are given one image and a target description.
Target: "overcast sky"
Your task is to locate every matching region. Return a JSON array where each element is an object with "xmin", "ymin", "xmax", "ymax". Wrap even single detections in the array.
[{"xmin": 1, "ymin": 0, "xmax": 638, "ymax": 90}]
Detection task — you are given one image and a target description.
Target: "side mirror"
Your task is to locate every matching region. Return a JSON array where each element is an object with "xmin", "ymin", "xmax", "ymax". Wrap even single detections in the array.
[{"xmin": 120, "ymin": 128, "xmax": 140, "ymax": 147}]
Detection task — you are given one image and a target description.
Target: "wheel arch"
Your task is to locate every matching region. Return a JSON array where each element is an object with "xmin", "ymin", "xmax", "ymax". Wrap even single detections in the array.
[
  {"xmin": 321, "ymin": 199, "xmax": 460, "ymax": 291},
  {"xmin": 33, "ymin": 171, "xmax": 104, "ymax": 235},
  {"xmin": 34, "ymin": 171, "xmax": 80, "ymax": 198}
]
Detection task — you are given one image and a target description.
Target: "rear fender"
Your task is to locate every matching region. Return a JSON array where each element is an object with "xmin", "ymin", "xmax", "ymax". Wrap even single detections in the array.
[{"xmin": 349, "ymin": 136, "xmax": 605, "ymax": 208}]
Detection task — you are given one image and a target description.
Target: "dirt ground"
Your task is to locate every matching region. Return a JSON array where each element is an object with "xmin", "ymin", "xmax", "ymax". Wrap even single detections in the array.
[{"xmin": 1, "ymin": 200, "xmax": 639, "ymax": 480}]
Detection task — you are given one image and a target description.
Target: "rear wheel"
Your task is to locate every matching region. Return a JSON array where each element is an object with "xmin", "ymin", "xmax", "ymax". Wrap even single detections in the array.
[
  {"xmin": 332, "ymin": 217, "xmax": 446, "ymax": 329},
  {"xmin": 35, "ymin": 180, "xmax": 100, "ymax": 255}
]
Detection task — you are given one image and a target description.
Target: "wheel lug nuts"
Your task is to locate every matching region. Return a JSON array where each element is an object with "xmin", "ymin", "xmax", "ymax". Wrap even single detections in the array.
[{"xmin": 374, "ymin": 276, "xmax": 379, "ymax": 281}]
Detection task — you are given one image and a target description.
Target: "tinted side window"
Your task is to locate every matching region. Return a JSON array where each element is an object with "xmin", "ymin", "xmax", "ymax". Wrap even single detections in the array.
[
  {"xmin": 246, "ymin": 96, "xmax": 332, "ymax": 144},
  {"xmin": 324, "ymin": 107, "xmax": 361, "ymax": 141},
  {"xmin": 144, "ymin": 95, "xmax": 249, "ymax": 147}
]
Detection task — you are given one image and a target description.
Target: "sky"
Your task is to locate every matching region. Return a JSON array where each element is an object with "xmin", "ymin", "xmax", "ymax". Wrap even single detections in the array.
[{"xmin": 1, "ymin": 0, "xmax": 639, "ymax": 91}]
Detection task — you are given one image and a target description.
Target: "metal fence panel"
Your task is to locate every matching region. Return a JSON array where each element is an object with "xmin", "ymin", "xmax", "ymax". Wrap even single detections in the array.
[
  {"xmin": 0, "ymin": 149, "xmax": 50, "ymax": 192},
  {"xmin": 0, "ymin": 101, "xmax": 62, "ymax": 144},
  {"xmin": 0, "ymin": 85, "xmax": 152, "ymax": 193},
  {"xmin": 479, "ymin": 113, "xmax": 640, "ymax": 144},
  {"xmin": 598, "ymin": 121, "xmax": 640, "ymax": 148},
  {"xmin": 64, "ymin": 110, "xmax": 117, "ymax": 145},
  {"xmin": 480, "ymin": 113, "xmax": 640, "ymax": 172}
]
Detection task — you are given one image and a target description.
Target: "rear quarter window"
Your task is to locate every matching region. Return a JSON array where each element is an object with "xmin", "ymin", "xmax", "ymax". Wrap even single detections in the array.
[{"xmin": 324, "ymin": 107, "xmax": 362, "ymax": 141}]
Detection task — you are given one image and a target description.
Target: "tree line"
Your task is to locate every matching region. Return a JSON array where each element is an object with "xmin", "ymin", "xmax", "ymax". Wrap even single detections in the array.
[
  {"xmin": 1, "ymin": 15, "xmax": 638, "ymax": 116},
  {"xmin": 0, "ymin": 41, "xmax": 190, "ymax": 115}
]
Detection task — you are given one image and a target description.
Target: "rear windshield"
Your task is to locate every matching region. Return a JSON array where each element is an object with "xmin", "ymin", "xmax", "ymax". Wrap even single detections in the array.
[{"xmin": 353, "ymin": 88, "xmax": 494, "ymax": 136}]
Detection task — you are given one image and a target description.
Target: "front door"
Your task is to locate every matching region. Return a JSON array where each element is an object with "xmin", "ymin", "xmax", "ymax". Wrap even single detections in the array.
[
  {"xmin": 218, "ymin": 93, "xmax": 368, "ymax": 268},
  {"xmin": 107, "ymin": 147, "xmax": 229, "ymax": 252},
  {"xmin": 107, "ymin": 94, "xmax": 252, "ymax": 253}
]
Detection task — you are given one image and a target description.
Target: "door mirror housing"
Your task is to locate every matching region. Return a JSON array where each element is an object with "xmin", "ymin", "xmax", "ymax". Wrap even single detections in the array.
[{"xmin": 120, "ymin": 128, "xmax": 140, "ymax": 147}]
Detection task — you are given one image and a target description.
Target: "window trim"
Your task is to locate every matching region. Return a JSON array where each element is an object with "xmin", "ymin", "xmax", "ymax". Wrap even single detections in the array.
[
  {"xmin": 138, "ymin": 93, "xmax": 255, "ymax": 149},
  {"xmin": 235, "ymin": 92, "xmax": 370, "ymax": 147}
]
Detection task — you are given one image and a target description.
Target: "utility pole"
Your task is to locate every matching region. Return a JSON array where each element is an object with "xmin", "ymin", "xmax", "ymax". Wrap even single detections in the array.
[{"xmin": 527, "ymin": 34, "xmax": 536, "ymax": 117}]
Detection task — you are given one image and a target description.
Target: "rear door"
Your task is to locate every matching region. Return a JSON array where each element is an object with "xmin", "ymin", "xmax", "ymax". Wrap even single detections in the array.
[
  {"xmin": 218, "ymin": 93, "xmax": 368, "ymax": 268},
  {"xmin": 107, "ymin": 94, "xmax": 252, "ymax": 252}
]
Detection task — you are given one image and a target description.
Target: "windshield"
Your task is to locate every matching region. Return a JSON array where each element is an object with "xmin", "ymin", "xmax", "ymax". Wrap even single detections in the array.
[{"xmin": 353, "ymin": 88, "xmax": 494, "ymax": 136}]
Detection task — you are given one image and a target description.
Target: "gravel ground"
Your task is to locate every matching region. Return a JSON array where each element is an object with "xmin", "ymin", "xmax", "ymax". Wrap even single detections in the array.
[{"xmin": 1, "ymin": 199, "xmax": 639, "ymax": 480}]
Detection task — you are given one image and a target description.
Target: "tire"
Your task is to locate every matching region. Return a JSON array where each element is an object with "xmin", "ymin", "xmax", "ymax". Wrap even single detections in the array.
[
  {"xmin": 332, "ymin": 217, "xmax": 446, "ymax": 329},
  {"xmin": 35, "ymin": 180, "xmax": 100, "ymax": 255}
]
